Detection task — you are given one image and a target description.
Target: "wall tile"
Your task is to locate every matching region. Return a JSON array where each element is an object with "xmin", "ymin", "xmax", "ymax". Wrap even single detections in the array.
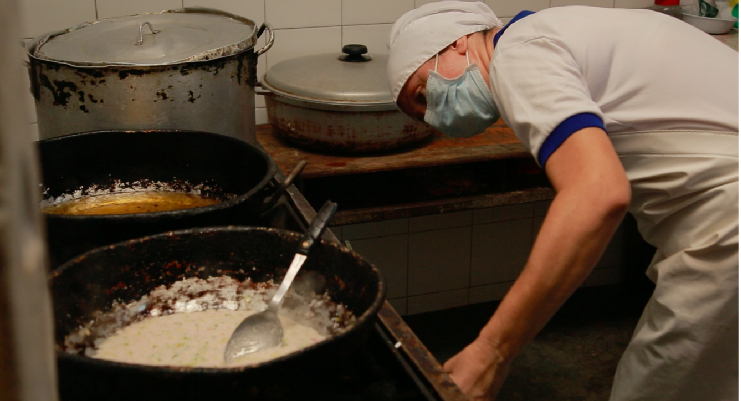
[
  {"xmin": 471, "ymin": 219, "xmax": 532, "ymax": 286},
  {"xmin": 407, "ymin": 289, "xmax": 468, "ymax": 315},
  {"xmin": 473, "ymin": 203, "xmax": 533, "ymax": 225},
  {"xmin": 183, "ymin": 0, "xmax": 264, "ymax": 23},
  {"xmin": 410, "ymin": 210, "xmax": 473, "ymax": 233},
  {"xmin": 265, "ymin": 0, "xmax": 341, "ymax": 29},
  {"xmin": 96, "ymin": 0, "xmax": 183, "ymax": 19},
  {"xmin": 343, "ymin": 218, "xmax": 408, "ymax": 240},
  {"xmin": 19, "ymin": 0, "xmax": 96, "ymax": 38},
  {"xmin": 615, "ymin": 0, "xmax": 653, "ymax": 8},
  {"xmin": 486, "ymin": 0, "xmax": 551, "ymax": 17},
  {"xmin": 388, "ymin": 298, "xmax": 408, "ymax": 316},
  {"xmin": 550, "ymin": 0, "xmax": 615, "ymax": 7},
  {"xmin": 265, "ymin": 26, "xmax": 341, "ymax": 70},
  {"xmin": 342, "ymin": 0, "xmax": 414, "ymax": 25},
  {"xmin": 350, "ymin": 235, "xmax": 408, "ymax": 299},
  {"xmin": 408, "ymin": 227, "xmax": 471, "ymax": 295},
  {"xmin": 469, "ymin": 282, "xmax": 513, "ymax": 304},
  {"xmin": 342, "ymin": 24, "xmax": 392, "ymax": 55}
]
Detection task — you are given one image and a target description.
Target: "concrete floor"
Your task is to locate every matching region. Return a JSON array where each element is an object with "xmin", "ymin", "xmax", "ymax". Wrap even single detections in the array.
[{"xmin": 404, "ymin": 276, "xmax": 656, "ymax": 401}]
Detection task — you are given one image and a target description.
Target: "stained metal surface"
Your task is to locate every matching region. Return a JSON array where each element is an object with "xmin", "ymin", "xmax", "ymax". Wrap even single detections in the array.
[
  {"xmin": 378, "ymin": 304, "xmax": 470, "ymax": 401},
  {"xmin": 265, "ymin": 96, "xmax": 434, "ymax": 153},
  {"xmin": 38, "ymin": 130, "xmax": 277, "ymax": 269},
  {"xmin": 26, "ymin": 9, "xmax": 272, "ymax": 144},
  {"xmin": 30, "ymin": 8, "xmax": 259, "ymax": 66},
  {"xmin": 262, "ymin": 51, "xmax": 394, "ymax": 110},
  {"xmin": 28, "ymin": 51, "xmax": 258, "ymax": 142},
  {"xmin": 51, "ymin": 226, "xmax": 385, "ymax": 401}
]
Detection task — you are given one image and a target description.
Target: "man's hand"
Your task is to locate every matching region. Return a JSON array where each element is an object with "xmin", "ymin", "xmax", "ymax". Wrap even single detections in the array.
[
  {"xmin": 442, "ymin": 127, "xmax": 630, "ymax": 401},
  {"xmin": 443, "ymin": 338, "xmax": 511, "ymax": 401}
]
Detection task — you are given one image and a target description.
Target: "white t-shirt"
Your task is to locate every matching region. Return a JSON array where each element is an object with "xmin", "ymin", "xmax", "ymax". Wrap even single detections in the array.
[{"xmin": 489, "ymin": 6, "xmax": 739, "ymax": 167}]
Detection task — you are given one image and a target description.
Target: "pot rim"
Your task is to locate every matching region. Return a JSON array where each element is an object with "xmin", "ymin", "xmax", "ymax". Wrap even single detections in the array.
[
  {"xmin": 26, "ymin": 7, "xmax": 264, "ymax": 68},
  {"xmin": 52, "ymin": 225, "xmax": 387, "ymax": 373},
  {"xmin": 39, "ymin": 130, "xmax": 278, "ymax": 221}
]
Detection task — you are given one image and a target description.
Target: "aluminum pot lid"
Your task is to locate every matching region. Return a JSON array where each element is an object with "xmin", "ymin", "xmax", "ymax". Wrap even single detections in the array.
[
  {"xmin": 262, "ymin": 44, "xmax": 396, "ymax": 111},
  {"xmin": 30, "ymin": 8, "xmax": 258, "ymax": 66}
]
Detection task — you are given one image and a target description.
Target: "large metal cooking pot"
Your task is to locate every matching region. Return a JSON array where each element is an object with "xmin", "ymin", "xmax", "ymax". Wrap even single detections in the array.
[
  {"xmin": 261, "ymin": 44, "xmax": 435, "ymax": 153},
  {"xmin": 50, "ymin": 226, "xmax": 385, "ymax": 401},
  {"xmin": 38, "ymin": 130, "xmax": 277, "ymax": 269},
  {"xmin": 26, "ymin": 8, "xmax": 273, "ymax": 144}
]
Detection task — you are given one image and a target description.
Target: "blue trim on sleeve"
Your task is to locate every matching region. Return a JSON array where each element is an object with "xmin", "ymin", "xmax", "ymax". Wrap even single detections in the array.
[
  {"xmin": 538, "ymin": 113, "xmax": 606, "ymax": 167},
  {"xmin": 494, "ymin": 10, "xmax": 535, "ymax": 47}
]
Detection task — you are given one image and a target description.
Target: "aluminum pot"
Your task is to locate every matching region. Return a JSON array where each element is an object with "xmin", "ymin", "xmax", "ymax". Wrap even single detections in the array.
[
  {"xmin": 261, "ymin": 44, "xmax": 435, "ymax": 153},
  {"xmin": 38, "ymin": 130, "xmax": 278, "ymax": 269},
  {"xmin": 50, "ymin": 226, "xmax": 385, "ymax": 401},
  {"xmin": 26, "ymin": 8, "xmax": 273, "ymax": 145}
]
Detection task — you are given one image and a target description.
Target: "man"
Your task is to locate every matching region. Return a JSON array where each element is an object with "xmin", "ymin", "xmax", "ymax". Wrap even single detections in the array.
[{"xmin": 387, "ymin": 2, "xmax": 738, "ymax": 401}]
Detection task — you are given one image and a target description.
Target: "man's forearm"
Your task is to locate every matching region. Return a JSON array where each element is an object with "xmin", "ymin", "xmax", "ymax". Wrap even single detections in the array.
[
  {"xmin": 477, "ymin": 185, "xmax": 628, "ymax": 360},
  {"xmin": 475, "ymin": 127, "xmax": 632, "ymax": 362}
]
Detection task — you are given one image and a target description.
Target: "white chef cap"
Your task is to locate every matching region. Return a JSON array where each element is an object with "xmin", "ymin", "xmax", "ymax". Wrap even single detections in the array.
[{"xmin": 387, "ymin": 1, "xmax": 502, "ymax": 103}]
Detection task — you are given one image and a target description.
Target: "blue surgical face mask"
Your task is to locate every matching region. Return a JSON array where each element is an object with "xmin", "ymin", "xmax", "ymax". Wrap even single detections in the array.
[{"xmin": 424, "ymin": 52, "xmax": 500, "ymax": 138}]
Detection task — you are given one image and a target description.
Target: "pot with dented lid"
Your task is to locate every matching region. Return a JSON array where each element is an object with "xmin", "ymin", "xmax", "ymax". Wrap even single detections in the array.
[
  {"xmin": 25, "ymin": 7, "xmax": 273, "ymax": 145},
  {"xmin": 261, "ymin": 44, "xmax": 435, "ymax": 153}
]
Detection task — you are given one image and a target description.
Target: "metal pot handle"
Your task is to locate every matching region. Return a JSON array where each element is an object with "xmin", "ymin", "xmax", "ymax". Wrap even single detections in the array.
[
  {"xmin": 255, "ymin": 23, "xmax": 274, "ymax": 56},
  {"xmin": 260, "ymin": 159, "xmax": 307, "ymax": 214}
]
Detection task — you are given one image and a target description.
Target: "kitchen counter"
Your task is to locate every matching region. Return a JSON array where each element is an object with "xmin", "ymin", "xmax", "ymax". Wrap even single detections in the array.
[
  {"xmin": 256, "ymin": 120, "xmax": 529, "ymax": 179},
  {"xmin": 256, "ymin": 122, "xmax": 553, "ymax": 225}
]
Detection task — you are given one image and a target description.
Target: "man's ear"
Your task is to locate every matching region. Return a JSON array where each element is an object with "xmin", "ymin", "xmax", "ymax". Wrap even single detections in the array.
[{"xmin": 449, "ymin": 36, "xmax": 469, "ymax": 55}]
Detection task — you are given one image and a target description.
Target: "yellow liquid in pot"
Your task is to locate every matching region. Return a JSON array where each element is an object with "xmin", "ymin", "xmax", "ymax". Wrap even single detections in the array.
[{"xmin": 42, "ymin": 191, "xmax": 221, "ymax": 215}]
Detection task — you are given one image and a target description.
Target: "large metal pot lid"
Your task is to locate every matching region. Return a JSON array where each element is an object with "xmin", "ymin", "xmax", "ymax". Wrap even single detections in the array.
[
  {"xmin": 262, "ymin": 44, "xmax": 396, "ymax": 111},
  {"xmin": 29, "ymin": 8, "xmax": 259, "ymax": 66}
]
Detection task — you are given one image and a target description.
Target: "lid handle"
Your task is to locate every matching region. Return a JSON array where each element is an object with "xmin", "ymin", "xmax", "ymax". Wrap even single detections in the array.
[
  {"xmin": 135, "ymin": 22, "xmax": 160, "ymax": 46},
  {"xmin": 340, "ymin": 44, "xmax": 371, "ymax": 62}
]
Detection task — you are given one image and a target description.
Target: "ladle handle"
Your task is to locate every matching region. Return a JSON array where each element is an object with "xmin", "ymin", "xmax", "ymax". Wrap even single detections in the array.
[
  {"xmin": 267, "ymin": 200, "xmax": 338, "ymax": 311},
  {"xmin": 297, "ymin": 200, "xmax": 338, "ymax": 256}
]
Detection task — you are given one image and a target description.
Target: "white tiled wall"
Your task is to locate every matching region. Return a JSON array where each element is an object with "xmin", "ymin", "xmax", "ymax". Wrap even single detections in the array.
[
  {"xmin": 18, "ymin": 0, "xmax": 655, "ymax": 136},
  {"xmin": 336, "ymin": 199, "xmax": 640, "ymax": 316}
]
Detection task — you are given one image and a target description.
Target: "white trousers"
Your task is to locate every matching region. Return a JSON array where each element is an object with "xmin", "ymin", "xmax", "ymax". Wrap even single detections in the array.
[{"xmin": 609, "ymin": 131, "xmax": 739, "ymax": 401}]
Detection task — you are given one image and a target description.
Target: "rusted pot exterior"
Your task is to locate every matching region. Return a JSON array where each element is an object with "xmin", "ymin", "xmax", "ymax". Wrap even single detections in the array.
[
  {"xmin": 262, "ymin": 45, "xmax": 435, "ymax": 153},
  {"xmin": 28, "ymin": 51, "xmax": 258, "ymax": 143},
  {"xmin": 25, "ymin": 8, "xmax": 274, "ymax": 145},
  {"xmin": 265, "ymin": 95, "xmax": 434, "ymax": 153}
]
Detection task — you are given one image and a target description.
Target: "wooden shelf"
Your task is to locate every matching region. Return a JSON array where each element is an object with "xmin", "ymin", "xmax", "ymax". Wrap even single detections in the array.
[{"xmin": 255, "ymin": 120, "xmax": 530, "ymax": 179}]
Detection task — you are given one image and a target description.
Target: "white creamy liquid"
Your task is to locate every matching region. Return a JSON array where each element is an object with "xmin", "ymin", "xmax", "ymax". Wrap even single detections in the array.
[{"xmin": 94, "ymin": 309, "xmax": 325, "ymax": 367}]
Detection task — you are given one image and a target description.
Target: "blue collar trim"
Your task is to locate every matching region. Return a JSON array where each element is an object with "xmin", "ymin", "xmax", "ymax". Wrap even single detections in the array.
[{"xmin": 494, "ymin": 10, "xmax": 535, "ymax": 47}]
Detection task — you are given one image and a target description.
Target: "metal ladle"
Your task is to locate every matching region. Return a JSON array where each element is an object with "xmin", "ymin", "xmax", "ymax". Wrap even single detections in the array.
[{"xmin": 224, "ymin": 200, "xmax": 338, "ymax": 363}]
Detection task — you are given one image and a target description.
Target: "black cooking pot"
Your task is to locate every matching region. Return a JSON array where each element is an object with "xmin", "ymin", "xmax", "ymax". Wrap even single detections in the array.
[
  {"xmin": 51, "ymin": 226, "xmax": 385, "ymax": 401},
  {"xmin": 38, "ymin": 130, "xmax": 277, "ymax": 269}
]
